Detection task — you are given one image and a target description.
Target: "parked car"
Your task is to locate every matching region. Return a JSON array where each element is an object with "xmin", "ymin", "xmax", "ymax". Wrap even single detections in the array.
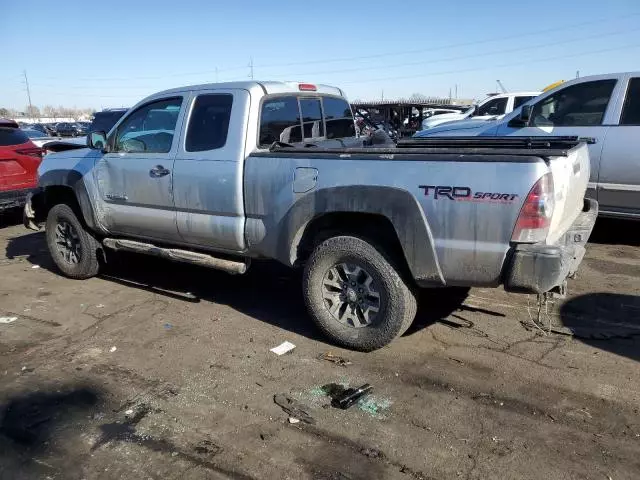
[
  {"xmin": 415, "ymin": 72, "xmax": 640, "ymax": 220},
  {"xmin": 24, "ymin": 81, "xmax": 596, "ymax": 351},
  {"xmin": 44, "ymin": 123, "xmax": 59, "ymax": 136},
  {"xmin": 89, "ymin": 108, "xmax": 129, "ymax": 134},
  {"xmin": 421, "ymin": 92, "xmax": 541, "ymax": 130},
  {"xmin": 21, "ymin": 128, "xmax": 59, "ymax": 148},
  {"xmin": 0, "ymin": 119, "xmax": 42, "ymax": 211},
  {"xmin": 55, "ymin": 122, "xmax": 87, "ymax": 137},
  {"xmin": 74, "ymin": 122, "xmax": 89, "ymax": 135},
  {"xmin": 26, "ymin": 123, "xmax": 52, "ymax": 136}
]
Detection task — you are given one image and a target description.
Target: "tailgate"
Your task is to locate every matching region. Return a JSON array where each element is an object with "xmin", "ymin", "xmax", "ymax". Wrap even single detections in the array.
[{"xmin": 546, "ymin": 142, "xmax": 590, "ymax": 244}]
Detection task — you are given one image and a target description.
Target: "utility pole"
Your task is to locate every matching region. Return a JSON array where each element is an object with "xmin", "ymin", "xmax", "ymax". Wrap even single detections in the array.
[
  {"xmin": 576, "ymin": 70, "xmax": 580, "ymax": 78},
  {"xmin": 381, "ymin": 89, "xmax": 384, "ymax": 101},
  {"xmin": 249, "ymin": 57, "xmax": 254, "ymax": 80},
  {"xmin": 455, "ymin": 84, "xmax": 458, "ymax": 99},
  {"xmin": 23, "ymin": 70, "xmax": 34, "ymax": 120}
]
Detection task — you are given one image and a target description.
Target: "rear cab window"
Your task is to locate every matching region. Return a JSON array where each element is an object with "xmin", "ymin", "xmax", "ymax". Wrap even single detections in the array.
[
  {"xmin": 259, "ymin": 94, "xmax": 354, "ymax": 147},
  {"xmin": 323, "ymin": 97, "xmax": 355, "ymax": 139}
]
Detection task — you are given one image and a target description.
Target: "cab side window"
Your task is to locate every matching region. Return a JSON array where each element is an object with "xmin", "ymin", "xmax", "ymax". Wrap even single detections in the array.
[
  {"xmin": 477, "ymin": 97, "xmax": 507, "ymax": 116},
  {"xmin": 513, "ymin": 96, "xmax": 535, "ymax": 109},
  {"xmin": 113, "ymin": 97, "xmax": 182, "ymax": 153},
  {"xmin": 620, "ymin": 78, "xmax": 640, "ymax": 126},
  {"xmin": 185, "ymin": 94, "xmax": 233, "ymax": 152},
  {"xmin": 531, "ymin": 80, "xmax": 616, "ymax": 127}
]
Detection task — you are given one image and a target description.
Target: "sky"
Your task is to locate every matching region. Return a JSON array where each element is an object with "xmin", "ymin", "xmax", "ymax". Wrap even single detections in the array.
[{"xmin": 1, "ymin": 0, "xmax": 639, "ymax": 110}]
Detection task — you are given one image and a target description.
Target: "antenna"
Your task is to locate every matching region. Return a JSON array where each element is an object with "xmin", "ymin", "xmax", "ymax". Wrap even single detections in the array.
[
  {"xmin": 496, "ymin": 80, "xmax": 508, "ymax": 93},
  {"xmin": 23, "ymin": 70, "xmax": 34, "ymax": 120},
  {"xmin": 249, "ymin": 57, "xmax": 254, "ymax": 80}
]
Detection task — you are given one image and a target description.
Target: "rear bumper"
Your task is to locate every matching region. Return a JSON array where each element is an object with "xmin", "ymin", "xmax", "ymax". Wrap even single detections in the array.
[
  {"xmin": 0, "ymin": 188, "xmax": 36, "ymax": 211},
  {"xmin": 504, "ymin": 198, "xmax": 598, "ymax": 294}
]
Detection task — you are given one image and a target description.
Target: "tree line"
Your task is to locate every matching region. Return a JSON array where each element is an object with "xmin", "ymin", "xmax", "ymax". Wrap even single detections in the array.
[{"xmin": 0, "ymin": 105, "xmax": 96, "ymax": 120}]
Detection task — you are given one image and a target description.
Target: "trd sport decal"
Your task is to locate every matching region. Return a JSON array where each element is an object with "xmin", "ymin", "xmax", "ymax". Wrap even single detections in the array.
[{"xmin": 419, "ymin": 185, "xmax": 519, "ymax": 202}]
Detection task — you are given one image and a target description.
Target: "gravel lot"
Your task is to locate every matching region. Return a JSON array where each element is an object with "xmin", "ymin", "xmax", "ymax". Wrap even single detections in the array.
[{"xmin": 0, "ymin": 211, "xmax": 639, "ymax": 480}]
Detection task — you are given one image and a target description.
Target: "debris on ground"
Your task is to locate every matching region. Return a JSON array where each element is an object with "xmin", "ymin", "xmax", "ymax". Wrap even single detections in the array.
[
  {"xmin": 31, "ymin": 265, "xmax": 40, "ymax": 269},
  {"xmin": 318, "ymin": 351, "xmax": 352, "ymax": 367},
  {"xmin": 270, "ymin": 341, "xmax": 296, "ymax": 356},
  {"xmin": 0, "ymin": 316, "xmax": 17, "ymax": 324},
  {"xmin": 288, "ymin": 417, "xmax": 300, "ymax": 424},
  {"xmin": 360, "ymin": 447, "xmax": 384, "ymax": 459},
  {"xmin": 273, "ymin": 394, "xmax": 315, "ymax": 424},
  {"xmin": 331, "ymin": 384, "xmax": 373, "ymax": 410},
  {"xmin": 164, "ymin": 323, "xmax": 173, "ymax": 330},
  {"xmin": 357, "ymin": 396, "xmax": 392, "ymax": 417},
  {"xmin": 109, "ymin": 346, "xmax": 117, "ymax": 353}
]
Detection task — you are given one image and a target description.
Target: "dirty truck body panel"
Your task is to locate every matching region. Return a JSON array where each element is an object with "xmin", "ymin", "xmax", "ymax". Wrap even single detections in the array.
[{"xmin": 30, "ymin": 81, "xmax": 595, "ymax": 297}]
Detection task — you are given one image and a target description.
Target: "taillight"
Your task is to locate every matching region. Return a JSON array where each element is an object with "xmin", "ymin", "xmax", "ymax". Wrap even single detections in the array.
[
  {"xmin": 15, "ymin": 146, "xmax": 43, "ymax": 159},
  {"xmin": 511, "ymin": 173, "xmax": 555, "ymax": 243}
]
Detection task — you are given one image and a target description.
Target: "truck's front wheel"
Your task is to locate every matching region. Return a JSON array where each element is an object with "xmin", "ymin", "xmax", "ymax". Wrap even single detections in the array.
[
  {"xmin": 45, "ymin": 204, "xmax": 100, "ymax": 279},
  {"xmin": 303, "ymin": 236, "xmax": 417, "ymax": 351}
]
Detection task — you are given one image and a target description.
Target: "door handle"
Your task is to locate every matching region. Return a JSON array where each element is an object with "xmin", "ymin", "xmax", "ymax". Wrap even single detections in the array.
[{"xmin": 149, "ymin": 165, "xmax": 170, "ymax": 178}]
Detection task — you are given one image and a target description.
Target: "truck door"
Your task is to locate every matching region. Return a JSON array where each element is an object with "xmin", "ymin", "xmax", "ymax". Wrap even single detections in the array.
[
  {"xmin": 597, "ymin": 75, "xmax": 640, "ymax": 217},
  {"xmin": 172, "ymin": 89, "xmax": 249, "ymax": 252},
  {"xmin": 495, "ymin": 77, "xmax": 622, "ymax": 201},
  {"xmin": 94, "ymin": 96, "xmax": 185, "ymax": 242}
]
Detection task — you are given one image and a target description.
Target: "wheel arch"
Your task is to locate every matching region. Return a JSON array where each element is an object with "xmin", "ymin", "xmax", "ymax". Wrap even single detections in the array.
[
  {"xmin": 35, "ymin": 170, "xmax": 103, "ymax": 234},
  {"xmin": 280, "ymin": 186, "xmax": 444, "ymax": 287}
]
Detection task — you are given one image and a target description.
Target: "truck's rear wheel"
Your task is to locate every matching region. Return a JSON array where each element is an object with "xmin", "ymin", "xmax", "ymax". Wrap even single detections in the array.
[
  {"xmin": 45, "ymin": 204, "xmax": 100, "ymax": 279},
  {"xmin": 303, "ymin": 236, "xmax": 417, "ymax": 351}
]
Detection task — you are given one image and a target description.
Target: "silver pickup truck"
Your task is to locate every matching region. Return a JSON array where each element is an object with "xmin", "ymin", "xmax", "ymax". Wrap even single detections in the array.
[{"xmin": 24, "ymin": 81, "xmax": 597, "ymax": 351}]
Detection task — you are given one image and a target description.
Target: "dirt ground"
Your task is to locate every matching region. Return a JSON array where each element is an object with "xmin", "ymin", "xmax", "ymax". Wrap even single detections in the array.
[{"xmin": 0, "ymin": 210, "xmax": 639, "ymax": 480}]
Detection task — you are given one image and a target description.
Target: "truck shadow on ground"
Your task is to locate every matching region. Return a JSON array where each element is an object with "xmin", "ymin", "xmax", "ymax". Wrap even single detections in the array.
[
  {"xmin": 0, "ymin": 385, "xmax": 101, "ymax": 478},
  {"xmin": 559, "ymin": 293, "xmax": 640, "ymax": 363},
  {"xmin": 5, "ymin": 233, "xmax": 469, "ymax": 346},
  {"xmin": 0, "ymin": 208, "xmax": 23, "ymax": 229},
  {"xmin": 589, "ymin": 217, "xmax": 640, "ymax": 247}
]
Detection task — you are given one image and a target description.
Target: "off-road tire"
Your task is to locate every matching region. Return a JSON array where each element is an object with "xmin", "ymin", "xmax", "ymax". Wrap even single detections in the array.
[
  {"xmin": 303, "ymin": 235, "xmax": 417, "ymax": 351},
  {"xmin": 45, "ymin": 203, "xmax": 100, "ymax": 279}
]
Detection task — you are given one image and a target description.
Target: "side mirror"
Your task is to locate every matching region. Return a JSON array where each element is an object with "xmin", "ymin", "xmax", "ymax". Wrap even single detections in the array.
[
  {"xmin": 508, "ymin": 105, "xmax": 533, "ymax": 128},
  {"xmin": 88, "ymin": 131, "xmax": 107, "ymax": 151},
  {"xmin": 469, "ymin": 105, "xmax": 478, "ymax": 117}
]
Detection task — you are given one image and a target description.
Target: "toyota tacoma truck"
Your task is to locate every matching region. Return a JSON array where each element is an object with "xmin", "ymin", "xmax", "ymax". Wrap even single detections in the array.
[{"xmin": 24, "ymin": 81, "xmax": 597, "ymax": 351}]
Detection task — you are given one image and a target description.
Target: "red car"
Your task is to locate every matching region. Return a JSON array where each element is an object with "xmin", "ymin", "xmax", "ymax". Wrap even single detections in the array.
[{"xmin": 0, "ymin": 119, "xmax": 43, "ymax": 211}]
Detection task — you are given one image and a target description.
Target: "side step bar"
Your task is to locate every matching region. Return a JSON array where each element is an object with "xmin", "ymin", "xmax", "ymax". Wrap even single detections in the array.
[{"xmin": 102, "ymin": 238, "xmax": 249, "ymax": 275}]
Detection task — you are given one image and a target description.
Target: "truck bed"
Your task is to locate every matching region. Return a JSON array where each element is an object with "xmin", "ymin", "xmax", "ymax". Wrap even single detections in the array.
[
  {"xmin": 254, "ymin": 136, "xmax": 584, "ymax": 160},
  {"xmin": 244, "ymin": 136, "xmax": 590, "ymax": 287}
]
